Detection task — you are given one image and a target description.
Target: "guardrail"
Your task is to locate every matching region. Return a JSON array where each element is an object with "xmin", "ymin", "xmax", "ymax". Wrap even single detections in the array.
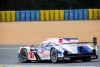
[{"xmin": 0, "ymin": 9, "xmax": 100, "ymax": 22}]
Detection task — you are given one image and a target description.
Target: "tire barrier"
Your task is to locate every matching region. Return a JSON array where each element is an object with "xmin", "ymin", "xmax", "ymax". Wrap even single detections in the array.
[
  {"xmin": 31, "ymin": 10, "xmax": 35, "ymax": 21},
  {"xmin": 50, "ymin": 10, "xmax": 54, "ymax": 20},
  {"xmin": 74, "ymin": 9, "xmax": 79, "ymax": 20},
  {"xmin": 21, "ymin": 11, "xmax": 26, "ymax": 21},
  {"xmin": 65, "ymin": 10, "xmax": 69, "ymax": 20},
  {"xmin": 26, "ymin": 10, "xmax": 31, "ymax": 21},
  {"xmin": 40, "ymin": 10, "xmax": 44, "ymax": 21},
  {"xmin": 93, "ymin": 9, "xmax": 98, "ymax": 20},
  {"xmin": 35, "ymin": 10, "xmax": 40, "ymax": 21},
  {"xmin": 69, "ymin": 10, "xmax": 74, "ymax": 20},
  {"xmin": 45, "ymin": 10, "xmax": 50, "ymax": 21},
  {"xmin": 16, "ymin": 11, "xmax": 21, "ymax": 21},
  {"xmin": 1, "ymin": 11, "xmax": 6, "ymax": 21},
  {"xmin": 83, "ymin": 9, "xmax": 88, "ymax": 20},
  {"xmin": 6, "ymin": 11, "xmax": 11, "ymax": 21},
  {"xmin": 59, "ymin": 10, "xmax": 64, "ymax": 20},
  {"xmin": 54, "ymin": 10, "xmax": 59, "ymax": 20},
  {"xmin": 99, "ymin": 9, "xmax": 100, "ymax": 19},
  {"xmin": 11, "ymin": 11, "xmax": 16, "ymax": 21},
  {"xmin": 88, "ymin": 9, "xmax": 93, "ymax": 20},
  {"xmin": 79, "ymin": 9, "xmax": 83, "ymax": 20},
  {"xmin": 0, "ymin": 9, "xmax": 100, "ymax": 22}
]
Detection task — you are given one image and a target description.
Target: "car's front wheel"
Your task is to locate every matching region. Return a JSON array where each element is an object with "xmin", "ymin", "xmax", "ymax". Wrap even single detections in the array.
[{"xmin": 50, "ymin": 48, "xmax": 58, "ymax": 63}]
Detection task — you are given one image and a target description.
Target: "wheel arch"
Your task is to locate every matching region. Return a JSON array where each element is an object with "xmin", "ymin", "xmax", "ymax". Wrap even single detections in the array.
[
  {"xmin": 50, "ymin": 46, "xmax": 63, "ymax": 56},
  {"xmin": 19, "ymin": 47, "xmax": 30, "ymax": 53}
]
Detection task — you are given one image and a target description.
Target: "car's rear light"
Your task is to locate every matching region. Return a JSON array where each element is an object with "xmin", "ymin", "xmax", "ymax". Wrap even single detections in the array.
[
  {"xmin": 64, "ymin": 57, "xmax": 70, "ymax": 60},
  {"xmin": 91, "ymin": 56, "xmax": 95, "ymax": 59}
]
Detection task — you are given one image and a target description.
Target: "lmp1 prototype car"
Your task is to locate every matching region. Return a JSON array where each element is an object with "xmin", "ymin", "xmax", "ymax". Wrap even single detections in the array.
[{"xmin": 18, "ymin": 37, "xmax": 98, "ymax": 63}]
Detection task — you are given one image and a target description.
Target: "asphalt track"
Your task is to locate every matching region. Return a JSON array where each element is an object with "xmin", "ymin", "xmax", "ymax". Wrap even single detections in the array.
[{"xmin": 0, "ymin": 45, "xmax": 100, "ymax": 67}]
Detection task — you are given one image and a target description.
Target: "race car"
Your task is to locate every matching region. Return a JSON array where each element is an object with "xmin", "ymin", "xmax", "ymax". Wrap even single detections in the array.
[{"xmin": 18, "ymin": 37, "xmax": 98, "ymax": 63}]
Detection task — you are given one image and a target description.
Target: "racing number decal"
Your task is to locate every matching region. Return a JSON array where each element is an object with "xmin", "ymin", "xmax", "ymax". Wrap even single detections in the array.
[{"xmin": 30, "ymin": 52, "xmax": 34, "ymax": 59}]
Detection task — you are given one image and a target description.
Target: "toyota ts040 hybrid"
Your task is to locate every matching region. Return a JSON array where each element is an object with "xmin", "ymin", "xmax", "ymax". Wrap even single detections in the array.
[{"xmin": 18, "ymin": 37, "xmax": 98, "ymax": 63}]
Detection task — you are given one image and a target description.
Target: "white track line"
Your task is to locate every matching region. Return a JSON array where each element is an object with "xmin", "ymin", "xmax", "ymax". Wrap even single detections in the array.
[{"xmin": 0, "ymin": 48, "xmax": 18, "ymax": 49}]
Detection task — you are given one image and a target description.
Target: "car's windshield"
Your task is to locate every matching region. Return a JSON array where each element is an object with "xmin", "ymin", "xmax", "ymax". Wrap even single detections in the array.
[{"xmin": 40, "ymin": 43, "xmax": 49, "ymax": 48}]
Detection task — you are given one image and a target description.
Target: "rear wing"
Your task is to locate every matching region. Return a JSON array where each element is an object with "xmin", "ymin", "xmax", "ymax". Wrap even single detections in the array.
[{"xmin": 63, "ymin": 37, "xmax": 97, "ymax": 52}]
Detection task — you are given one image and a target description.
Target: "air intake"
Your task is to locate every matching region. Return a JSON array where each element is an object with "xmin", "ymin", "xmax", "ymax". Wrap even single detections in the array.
[
  {"xmin": 63, "ymin": 51, "xmax": 68, "ymax": 56},
  {"xmin": 80, "ymin": 46, "xmax": 84, "ymax": 53}
]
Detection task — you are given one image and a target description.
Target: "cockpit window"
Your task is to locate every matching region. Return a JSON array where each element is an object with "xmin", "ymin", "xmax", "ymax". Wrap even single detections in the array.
[{"xmin": 40, "ymin": 43, "xmax": 49, "ymax": 48}]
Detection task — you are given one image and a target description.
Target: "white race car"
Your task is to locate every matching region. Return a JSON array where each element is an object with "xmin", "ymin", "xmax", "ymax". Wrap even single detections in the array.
[{"xmin": 18, "ymin": 37, "xmax": 98, "ymax": 63}]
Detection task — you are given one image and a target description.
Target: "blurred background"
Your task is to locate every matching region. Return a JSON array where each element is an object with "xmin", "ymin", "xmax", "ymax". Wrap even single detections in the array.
[{"xmin": 0, "ymin": 0, "xmax": 100, "ymax": 10}]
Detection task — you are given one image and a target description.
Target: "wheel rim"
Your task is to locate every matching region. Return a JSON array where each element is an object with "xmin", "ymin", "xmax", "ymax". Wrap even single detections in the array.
[
  {"xmin": 20, "ymin": 49, "xmax": 27, "ymax": 62},
  {"xmin": 51, "ymin": 49, "xmax": 57, "ymax": 62}
]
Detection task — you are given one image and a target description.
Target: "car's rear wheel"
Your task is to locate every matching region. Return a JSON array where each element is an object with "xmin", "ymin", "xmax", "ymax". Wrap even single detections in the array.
[
  {"xmin": 20, "ymin": 48, "xmax": 31, "ymax": 63},
  {"xmin": 82, "ymin": 56, "xmax": 91, "ymax": 62},
  {"xmin": 92, "ymin": 49, "xmax": 96, "ymax": 55},
  {"xmin": 50, "ymin": 48, "xmax": 58, "ymax": 63}
]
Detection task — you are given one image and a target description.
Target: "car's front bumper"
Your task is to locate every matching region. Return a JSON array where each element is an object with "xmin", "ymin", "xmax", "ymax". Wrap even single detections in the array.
[{"xmin": 58, "ymin": 55, "xmax": 98, "ymax": 61}]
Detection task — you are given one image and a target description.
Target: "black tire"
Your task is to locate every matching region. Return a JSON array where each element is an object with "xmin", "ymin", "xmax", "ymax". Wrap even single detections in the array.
[
  {"xmin": 50, "ymin": 48, "xmax": 58, "ymax": 63},
  {"xmin": 20, "ymin": 48, "xmax": 31, "ymax": 63},
  {"xmin": 82, "ymin": 56, "xmax": 91, "ymax": 62},
  {"xmin": 92, "ymin": 49, "xmax": 96, "ymax": 55}
]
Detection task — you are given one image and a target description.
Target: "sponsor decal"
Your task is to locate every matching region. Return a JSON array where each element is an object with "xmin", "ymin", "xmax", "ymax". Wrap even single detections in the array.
[
  {"xmin": 42, "ymin": 50, "xmax": 50, "ymax": 57},
  {"xmin": 38, "ymin": 49, "xmax": 50, "ymax": 58},
  {"xmin": 42, "ymin": 53, "xmax": 50, "ymax": 57}
]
